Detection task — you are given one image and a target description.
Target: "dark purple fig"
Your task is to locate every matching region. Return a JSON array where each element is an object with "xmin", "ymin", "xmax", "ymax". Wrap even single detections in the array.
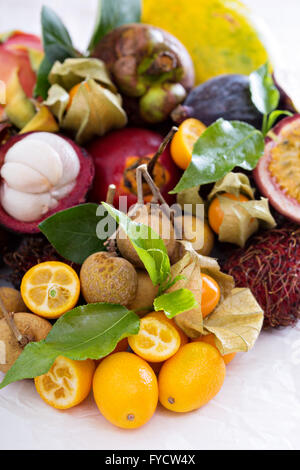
[
  {"xmin": 92, "ymin": 23, "xmax": 195, "ymax": 124},
  {"xmin": 171, "ymin": 74, "xmax": 263, "ymax": 128}
]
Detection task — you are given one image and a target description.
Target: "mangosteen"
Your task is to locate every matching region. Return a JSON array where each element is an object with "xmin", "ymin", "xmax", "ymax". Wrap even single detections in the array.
[
  {"xmin": 253, "ymin": 114, "xmax": 300, "ymax": 223},
  {"xmin": 0, "ymin": 132, "xmax": 94, "ymax": 233},
  {"xmin": 171, "ymin": 74, "xmax": 263, "ymax": 128},
  {"xmin": 91, "ymin": 23, "xmax": 195, "ymax": 124}
]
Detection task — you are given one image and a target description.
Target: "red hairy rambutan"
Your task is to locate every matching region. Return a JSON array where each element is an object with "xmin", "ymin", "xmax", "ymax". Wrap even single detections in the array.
[{"xmin": 222, "ymin": 225, "xmax": 300, "ymax": 328}]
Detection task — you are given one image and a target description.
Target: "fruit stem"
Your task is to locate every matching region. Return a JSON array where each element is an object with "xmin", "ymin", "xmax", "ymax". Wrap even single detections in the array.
[
  {"xmin": 147, "ymin": 126, "xmax": 178, "ymax": 177},
  {"xmin": 0, "ymin": 293, "xmax": 30, "ymax": 347},
  {"xmin": 106, "ymin": 184, "xmax": 116, "ymax": 205}
]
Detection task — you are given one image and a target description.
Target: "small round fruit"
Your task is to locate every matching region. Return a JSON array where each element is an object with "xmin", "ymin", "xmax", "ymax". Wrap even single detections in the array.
[
  {"xmin": 193, "ymin": 334, "xmax": 236, "ymax": 365},
  {"xmin": 117, "ymin": 205, "xmax": 176, "ymax": 268},
  {"xmin": 171, "ymin": 118, "xmax": 206, "ymax": 169},
  {"xmin": 67, "ymin": 82, "xmax": 90, "ymax": 110},
  {"xmin": 0, "ymin": 312, "xmax": 52, "ymax": 373},
  {"xmin": 21, "ymin": 261, "xmax": 80, "ymax": 319},
  {"xmin": 201, "ymin": 273, "xmax": 221, "ymax": 318},
  {"xmin": 128, "ymin": 270, "xmax": 159, "ymax": 316},
  {"xmin": 93, "ymin": 352, "xmax": 158, "ymax": 429},
  {"xmin": 35, "ymin": 356, "xmax": 95, "ymax": 410},
  {"xmin": 128, "ymin": 311, "xmax": 181, "ymax": 362},
  {"xmin": 0, "ymin": 287, "xmax": 28, "ymax": 318},
  {"xmin": 80, "ymin": 252, "xmax": 137, "ymax": 306},
  {"xmin": 176, "ymin": 214, "xmax": 214, "ymax": 256},
  {"xmin": 158, "ymin": 342, "xmax": 226, "ymax": 412},
  {"xmin": 208, "ymin": 193, "xmax": 250, "ymax": 235}
]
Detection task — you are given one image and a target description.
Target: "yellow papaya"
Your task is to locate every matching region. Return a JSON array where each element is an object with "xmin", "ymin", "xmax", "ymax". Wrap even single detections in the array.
[{"xmin": 142, "ymin": 0, "xmax": 270, "ymax": 84}]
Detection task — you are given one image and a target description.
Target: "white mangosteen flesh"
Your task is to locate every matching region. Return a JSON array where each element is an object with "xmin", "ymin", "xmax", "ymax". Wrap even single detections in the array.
[{"xmin": 0, "ymin": 133, "xmax": 80, "ymax": 222}]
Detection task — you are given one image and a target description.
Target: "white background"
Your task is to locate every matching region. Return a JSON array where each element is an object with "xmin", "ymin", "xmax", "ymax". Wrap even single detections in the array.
[{"xmin": 0, "ymin": 0, "xmax": 300, "ymax": 451}]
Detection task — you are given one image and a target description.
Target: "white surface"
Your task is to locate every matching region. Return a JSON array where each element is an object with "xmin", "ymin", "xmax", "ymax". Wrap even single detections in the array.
[{"xmin": 1, "ymin": 0, "xmax": 300, "ymax": 451}]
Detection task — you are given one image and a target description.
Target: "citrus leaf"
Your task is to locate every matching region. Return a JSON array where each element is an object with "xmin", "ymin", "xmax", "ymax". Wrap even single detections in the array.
[
  {"xmin": 0, "ymin": 303, "xmax": 140, "ymax": 389},
  {"xmin": 39, "ymin": 203, "xmax": 111, "ymax": 264},
  {"xmin": 87, "ymin": 0, "xmax": 142, "ymax": 53},
  {"xmin": 154, "ymin": 288, "xmax": 198, "ymax": 319},
  {"xmin": 171, "ymin": 119, "xmax": 264, "ymax": 193},
  {"xmin": 102, "ymin": 202, "xmax": 170, "ymax": 286}
]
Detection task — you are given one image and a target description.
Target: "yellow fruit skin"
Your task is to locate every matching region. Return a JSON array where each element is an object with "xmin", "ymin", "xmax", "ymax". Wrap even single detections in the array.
[
  {"xmin": 35, "ymin": 357, "xmax": 95, "ymax": 410},
  {"xmin": 142, "ymin": 0, "xmax": 269, "ymax": 84},
  {"xmin": 158, "ymin": 342, "xmax": 226, "ymax": 412},
  {"xmin": 93, "ymin": 352, "xmax": 158, "ymax": 429}
]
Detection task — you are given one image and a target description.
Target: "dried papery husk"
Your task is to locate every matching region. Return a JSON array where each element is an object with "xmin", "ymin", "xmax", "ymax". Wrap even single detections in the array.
[
  {"xmin": 218, "ymin": 196, "xmax": 276, "ymax": 248},
  {"xmin": 167, "ymin": 241, "xmax": 234, "ymax": 337},
  {"xmin": 45, "ymin": 79, "xmax": 127, "ymax": 144},
  {"xmin": 208, "ymin": 172, "xmax": 276, "ymax": 248},
  {"xmin": 177, "ymin": 186, "xmax": 204, "ymax": 216},
  {"xmin": 203, "ymin": 288, "xmax": 264, "ymax": 355},
  {"xmin": 48, "ymin": 58, "xmax": 116, "ymax": 93},
  {"xmin": 208, "ymin": 172, "xmax": 255, "ymax": 201}
]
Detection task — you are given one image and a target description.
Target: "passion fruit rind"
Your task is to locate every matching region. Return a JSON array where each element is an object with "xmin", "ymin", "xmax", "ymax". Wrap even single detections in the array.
[
  {"xmin": 0, "ymin": 132, "xmax": 95, "ymax": 234},
  {"xmin": 253, "ymin": 114, "xmax": 300, "ymax": 223}
]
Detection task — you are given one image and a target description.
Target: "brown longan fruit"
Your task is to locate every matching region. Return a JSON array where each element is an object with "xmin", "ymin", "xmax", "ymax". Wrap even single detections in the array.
[
  {"xmin": 0, "ymin": 312, "xmax": 52, "ymax": 373},
  {"xmin": 117, "ymin": 205, "xmax": 176, "ymax": 268},
  {"xmin": 0, "ymin": 287, "xmax": 28, "ymax": 319},
  {"xmin": 80, "ymin": 252, "xmax": 138, "ymax": 306},
  {"xmin": 175, "ymin": 214, "xmax": 214, "ymax": 256},
  {"xmin": 128, "ymin": 270, "xmax": 159, "ymax": 316}
]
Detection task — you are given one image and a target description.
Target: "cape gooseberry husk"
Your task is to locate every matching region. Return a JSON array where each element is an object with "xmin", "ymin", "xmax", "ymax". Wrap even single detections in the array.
[
  {"xmin": 0, "ymin": 312, "xmax": 52, "ymax": 373},
  {"xmin": 175, "ymin": 214, "xmax": 214, "ymax": 256},
  {"xmin": 80, "ymin": 252, "xmax": 138, "ymax": 306},
  {"xmin": 0, "ymin": 287, "xmax": 28, "ymax": 319},
  {"xmin": 128, "ymin": 270, "xmax": 159, "ymax": 316},
  {"xmin": 117, "ymin": 204, "xmax": 176, "ymax": 268}
]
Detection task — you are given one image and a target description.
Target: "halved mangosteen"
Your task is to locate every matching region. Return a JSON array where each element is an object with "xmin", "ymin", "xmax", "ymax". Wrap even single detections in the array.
[
  {"xmin": 253, "ymin": 114, "xmax": 300, "ymax": 223},
  {"xmin": 0, "ymin": 132, "xmax": 95, "ymax": 233}
]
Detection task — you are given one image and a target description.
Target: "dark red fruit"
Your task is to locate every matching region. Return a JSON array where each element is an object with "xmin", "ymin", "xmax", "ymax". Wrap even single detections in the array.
[
  {"xmin": 86, "ymin": 127, "xmax": 182, "ymax": 208},
  {"xmin": 253, "ymin": 114, "xmax": 300, "ymax": 223},
  {"xmin": 0, "ymin": 133, "xmax": 95, "ymax": 234},
  {"xmin": 222, "ymin": 225, "xmax": 300, "ymax": 328}
]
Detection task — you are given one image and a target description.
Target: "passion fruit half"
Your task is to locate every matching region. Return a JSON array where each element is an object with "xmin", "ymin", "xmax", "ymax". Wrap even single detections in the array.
[
  {"xmin": 253, "ymin": 114, "xmax": 300, "ymax": 223},
  {"xmin": 0, "ymin": 132, "xmax": 94, "ymax": 233}
]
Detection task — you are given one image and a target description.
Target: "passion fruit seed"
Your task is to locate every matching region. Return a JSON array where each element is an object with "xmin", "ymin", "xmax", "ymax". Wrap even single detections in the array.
[{"xmin": 80, "ymin": 252, "xmax": 138, "ymax": 306}]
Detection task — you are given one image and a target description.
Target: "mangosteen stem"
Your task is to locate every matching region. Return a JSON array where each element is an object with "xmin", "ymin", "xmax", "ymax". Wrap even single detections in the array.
[
  {"xmin": 147, "ymin": 126, "xmax": 178, "ymax": 177},
  {"xmin": 0, "ymin": 293, "xmax": 29, "ymax": 348}
]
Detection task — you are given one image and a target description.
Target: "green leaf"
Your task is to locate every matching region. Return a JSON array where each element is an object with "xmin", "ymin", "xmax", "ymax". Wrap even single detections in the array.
[
  {"xmin": 0, "ymin": 303, "xmax": 140, "ymax": 389},
  {"xmin": 39, "ymin": 203, "xmax": 111, "ymax": 264},
  {"xmin": 34, "ymin": 55, "xmax": 53, "ymax": 99},
  {"xmin": 154, "ymin": 288, "xmax": 199, "ymax": 319},
  {"xmin": 266, "ymin": 110, "xmax": 293, "ymax": 133},
  {"xmin": 34, "ymin": 6, "xmax": 77, "ymax": 99},
  {"xmin": 102, "ymin": 203, "xmax": 170, "ymax": 286},
  {"xmin": 87, "ymin": 0, "xmax": 142, "ymax": 53},
  {"xmin": 249, "ymin": 63, "xmax": 280, "ymax": 115},
  {"xmin": 171, "ymin": 119, "xmax": 265, "ymax": 193}
]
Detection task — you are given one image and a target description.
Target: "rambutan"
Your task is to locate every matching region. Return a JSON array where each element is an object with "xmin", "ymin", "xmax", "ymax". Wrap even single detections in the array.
[{"xmin": 222, "ymin": 225, "xmax": 300, "ymax": 328}]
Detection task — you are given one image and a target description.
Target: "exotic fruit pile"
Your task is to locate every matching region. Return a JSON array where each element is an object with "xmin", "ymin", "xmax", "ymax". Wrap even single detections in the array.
[{"xmin": 0, "ymin": 0, "xmax": 299, "ymax": 431}]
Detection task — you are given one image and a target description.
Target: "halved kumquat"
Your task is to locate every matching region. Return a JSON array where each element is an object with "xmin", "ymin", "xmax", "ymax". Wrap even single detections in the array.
[
  {"xmin": 128, "ymin": 311, "xmax": 181, "ymax": 362},
  {"xmin": 21, "ymin": 261, "xmax": 80, "ymax": 319},
  {"xmin": 34, "ymin": 356, "xmax": 95, "ymax": 410}
]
